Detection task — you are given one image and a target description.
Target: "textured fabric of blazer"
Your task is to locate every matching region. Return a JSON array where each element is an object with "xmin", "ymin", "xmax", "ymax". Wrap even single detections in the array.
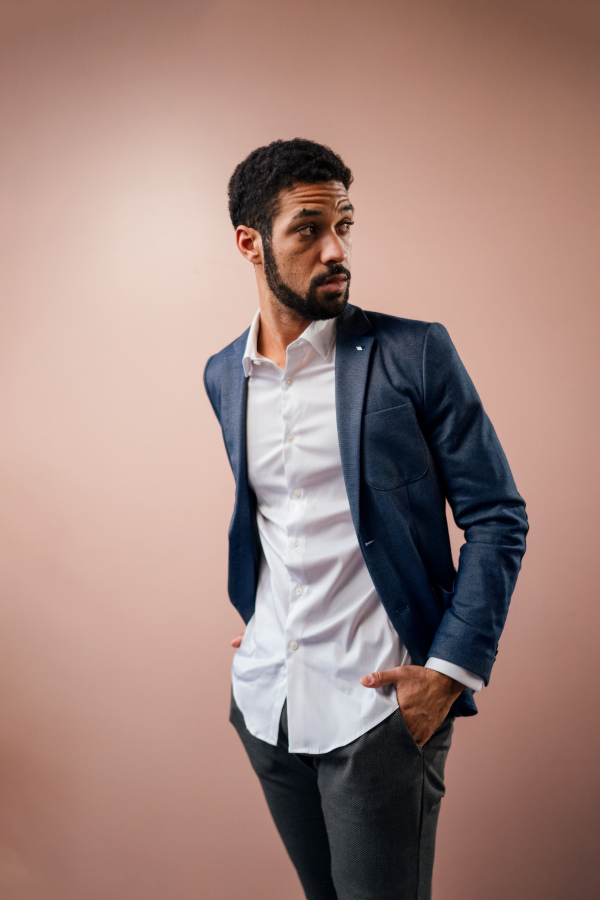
[{"xmin": 204, "ymin": 303, "xmax": 528, "ymax": 718}]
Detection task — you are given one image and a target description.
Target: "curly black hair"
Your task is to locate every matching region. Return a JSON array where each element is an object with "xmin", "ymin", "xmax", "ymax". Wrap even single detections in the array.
[{"xmin": 227, "ymin": 138, "xmax": 353, "ymax": 241}]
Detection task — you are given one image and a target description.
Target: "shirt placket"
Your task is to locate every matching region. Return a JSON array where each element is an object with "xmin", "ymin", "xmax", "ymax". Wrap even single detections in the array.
[{"xmin": 281, "ymin": 342, "xmax": 309, "ymax": 670}]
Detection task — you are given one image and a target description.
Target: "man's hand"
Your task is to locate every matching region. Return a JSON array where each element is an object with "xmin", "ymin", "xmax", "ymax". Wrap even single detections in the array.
[
  {"xmin": 231, "ymin": 631, "xmax": 245, "ymax": 648},
  {"xmin": 360, "ymin": 665, "xmax": 463, "ymax": 746}
]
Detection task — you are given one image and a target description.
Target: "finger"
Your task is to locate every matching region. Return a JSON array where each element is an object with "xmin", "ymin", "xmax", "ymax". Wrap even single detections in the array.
[
  {"xmin": 230, "ymin": 634, "xmax": 244, "ymax": 648},
  {"xmin": 360, "ymin": 667, "xmax": 401, "ymax": 687}
]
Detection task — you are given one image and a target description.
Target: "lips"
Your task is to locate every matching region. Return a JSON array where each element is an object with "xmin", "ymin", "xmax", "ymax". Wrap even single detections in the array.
[{"xmin": 321, "ymin": 276, "xmax": 347, "ymax": 290}]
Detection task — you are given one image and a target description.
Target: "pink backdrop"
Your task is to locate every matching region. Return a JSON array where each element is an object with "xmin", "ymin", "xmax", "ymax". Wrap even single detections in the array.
[{"xmin": 1, "ymin": 1, "xmax": 598, "ymax": 897}]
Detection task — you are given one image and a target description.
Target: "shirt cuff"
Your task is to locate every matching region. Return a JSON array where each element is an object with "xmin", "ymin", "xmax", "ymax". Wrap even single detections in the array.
[{"xmin": 425, "ymin": 658, "xmax": 484, "ymax": 693}]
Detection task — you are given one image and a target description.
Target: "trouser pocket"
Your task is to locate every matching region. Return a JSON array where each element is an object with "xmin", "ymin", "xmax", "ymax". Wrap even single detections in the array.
[{"xmin": 395, "ymin": 706, "xmax": 424, "ymax": 754}]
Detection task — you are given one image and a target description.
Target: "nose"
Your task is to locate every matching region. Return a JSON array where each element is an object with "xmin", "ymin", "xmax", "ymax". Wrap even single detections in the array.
[{"xmin": 320, "ymin": 229, "xmax": 347, "ymax": 265}]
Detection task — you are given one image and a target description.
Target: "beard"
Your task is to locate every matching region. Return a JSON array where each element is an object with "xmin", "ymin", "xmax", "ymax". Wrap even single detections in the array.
[{"xmin": 262, "ymin": 239, "xmax": 351, "ymax": 321}]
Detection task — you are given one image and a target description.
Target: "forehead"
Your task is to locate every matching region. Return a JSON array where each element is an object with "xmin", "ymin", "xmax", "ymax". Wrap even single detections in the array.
[{"xmin": 274, "ymin": 181, "xmax": 351, "ymax": 222}]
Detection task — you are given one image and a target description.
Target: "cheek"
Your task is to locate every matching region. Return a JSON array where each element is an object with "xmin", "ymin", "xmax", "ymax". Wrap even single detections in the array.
[{"xmin": 282, "ymin": 257, "xmax": 312, "ymax": 285}]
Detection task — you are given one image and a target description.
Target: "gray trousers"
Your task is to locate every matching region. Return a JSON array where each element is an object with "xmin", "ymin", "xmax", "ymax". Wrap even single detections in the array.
[{"xmin": 229, "ymin": 690, "xmax": 454, "ymax": 900}]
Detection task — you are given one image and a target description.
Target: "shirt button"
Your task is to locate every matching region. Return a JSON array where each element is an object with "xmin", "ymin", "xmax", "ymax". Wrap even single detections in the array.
[
  {"xmin": 293, "ymin": 489, "xmax": 301, "ymax": 498},
  {"xmin": 286, "ymin": 433, "xmax": 295, "ymax": 443},
  {"xmin": 289, "ymin": 641, "xmax": 299, "ymax": 650},
  {"xmin": 290, "ymin": 538, "xmax": 300, "ymax": 548},
  {"xmin": 286, "ymin": 378, "xmax": 293, "ymax": 387},
  {"xmin": 294, "ymin": 586, "xmax": 303, "ymax": 596}
]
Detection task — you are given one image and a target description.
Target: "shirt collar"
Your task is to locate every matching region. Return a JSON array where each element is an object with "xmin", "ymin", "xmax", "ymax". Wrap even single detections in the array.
[{"xmin": 242, "ymin": 309, "xmax": 338, "ymax": 377}]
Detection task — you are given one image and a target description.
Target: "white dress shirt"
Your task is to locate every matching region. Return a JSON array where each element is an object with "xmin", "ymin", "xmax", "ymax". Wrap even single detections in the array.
[{"xmin": 231, "ymin": 311, "xmax": 482, "ymax": 755}]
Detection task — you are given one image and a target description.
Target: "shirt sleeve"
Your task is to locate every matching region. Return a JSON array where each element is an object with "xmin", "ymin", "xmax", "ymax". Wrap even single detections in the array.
[{"xmin": 425, "ymin": 657, "xmax": 484, "ymax": 692}]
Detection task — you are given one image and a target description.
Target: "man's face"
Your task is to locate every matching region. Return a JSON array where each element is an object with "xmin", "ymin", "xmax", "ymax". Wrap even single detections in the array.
[{"xmin": 261, "ymin": 181, "xmax": 353, "ymax": 320}]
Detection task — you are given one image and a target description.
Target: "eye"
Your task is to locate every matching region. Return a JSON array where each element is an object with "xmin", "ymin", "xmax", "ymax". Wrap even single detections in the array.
[
  {"xmin": 298, "ymin": 224, "xmax": 317, "ymax": 236},
  {"xmin": 337, "ymin": 221, "xmax": 354, "ymax": 233}
]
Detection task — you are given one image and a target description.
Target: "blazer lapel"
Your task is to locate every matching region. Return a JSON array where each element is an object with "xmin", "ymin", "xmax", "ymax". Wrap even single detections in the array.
[
  {"xmin": 217, "ymin": 333, "xmax": 260, "ymax": 620},
  {"xmin": 335, "ymin": 306, "xmax": 374, "ymax": 536},
  {"xmin": 218, "ymin": 333, "xmax": 249, "ymax": 492}
]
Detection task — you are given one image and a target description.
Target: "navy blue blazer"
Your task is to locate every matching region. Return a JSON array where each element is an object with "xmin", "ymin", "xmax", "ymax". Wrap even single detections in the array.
[{"xmin": 204, "ymin": 303, "xmax": 528, "ymax": 717}]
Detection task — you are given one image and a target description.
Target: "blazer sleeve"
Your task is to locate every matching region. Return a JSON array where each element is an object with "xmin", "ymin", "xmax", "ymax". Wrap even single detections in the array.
[{"xmin": 422, "ymin": 323, "xmax": 528, "ymax": 684}]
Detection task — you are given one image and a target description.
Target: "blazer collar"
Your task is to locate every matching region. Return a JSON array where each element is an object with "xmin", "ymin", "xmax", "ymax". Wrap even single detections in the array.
[{"xmin": 336, "ymin": 302, "xmax": 373, "ymax": 337}]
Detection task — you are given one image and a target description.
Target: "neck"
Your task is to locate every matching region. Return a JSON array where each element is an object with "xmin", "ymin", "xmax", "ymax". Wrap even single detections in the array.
[{"xmin": 256, "ymin": 293, "xmax": 312, "ymax": 369}]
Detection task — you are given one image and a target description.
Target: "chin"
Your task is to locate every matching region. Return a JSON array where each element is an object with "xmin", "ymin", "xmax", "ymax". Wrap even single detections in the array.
[
  {"xmin": 272, "ymin": 280, "xmax": 350, "ymax": 321},
  {"xmin": 312, "ymin": 293, "xmax": 349, "ymax": 320}
]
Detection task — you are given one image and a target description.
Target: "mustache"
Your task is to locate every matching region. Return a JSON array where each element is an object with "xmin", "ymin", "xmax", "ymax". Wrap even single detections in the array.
[{"xmin": 312, "ymin": 265, "xmax": 351, "ymax": 287}]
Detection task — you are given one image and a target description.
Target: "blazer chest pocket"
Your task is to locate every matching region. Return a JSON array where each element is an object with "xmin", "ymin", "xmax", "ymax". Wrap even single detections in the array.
[{"xmin": 362, "ymin": 402, "xmax": 428, "ymax": 490}]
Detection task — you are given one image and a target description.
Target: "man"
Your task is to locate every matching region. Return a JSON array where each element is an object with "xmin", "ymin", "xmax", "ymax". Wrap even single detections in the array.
[{"xmin": 204, "ymin": 138, "xmax": 527, "ymax": 900}]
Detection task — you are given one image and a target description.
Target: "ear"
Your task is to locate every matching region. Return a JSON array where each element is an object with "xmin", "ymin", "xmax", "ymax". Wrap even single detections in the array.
[{"xmin": 235, "ymin": 225, "xmax": 263, "ymax": 265}]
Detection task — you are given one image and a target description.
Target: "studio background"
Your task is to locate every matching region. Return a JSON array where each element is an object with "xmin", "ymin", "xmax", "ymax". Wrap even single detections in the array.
[{"xmin": 1, "ymin": 1, "xmax": 598, "ymax": 898}]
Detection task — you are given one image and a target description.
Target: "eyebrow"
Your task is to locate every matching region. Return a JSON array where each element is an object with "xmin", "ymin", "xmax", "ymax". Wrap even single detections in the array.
[{"xmin": 290, "ymin": 203, "xmax": 355, "ymax": 221}]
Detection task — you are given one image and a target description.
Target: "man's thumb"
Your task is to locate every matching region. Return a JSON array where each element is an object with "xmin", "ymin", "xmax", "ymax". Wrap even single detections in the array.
[{"xmin": 360, "ymin": 669, "xmax": 397, "ymax": 687}]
